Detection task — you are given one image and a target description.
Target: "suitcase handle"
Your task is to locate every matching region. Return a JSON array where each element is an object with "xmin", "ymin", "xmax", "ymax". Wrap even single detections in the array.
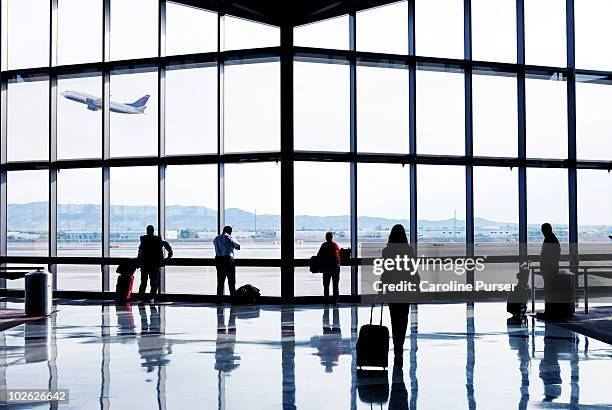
[{"xmin": 369, "ymin": 303, "xmax": 384, "ymax": 326}]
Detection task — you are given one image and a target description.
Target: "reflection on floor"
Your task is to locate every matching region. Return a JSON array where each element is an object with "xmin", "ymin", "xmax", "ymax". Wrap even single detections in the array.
[{"xmin": 0, "ymin": 299, "xmax": 611, "ymax": 409}]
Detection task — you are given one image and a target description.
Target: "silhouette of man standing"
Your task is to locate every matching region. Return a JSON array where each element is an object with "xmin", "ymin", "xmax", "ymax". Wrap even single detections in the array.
[
  {"xmin": 213, "ymin": 226, "xmax": 241, "ymax": 303},
  {"xmin": 138, "ymin": 225, "xmax": 173, "ymax": 301}
]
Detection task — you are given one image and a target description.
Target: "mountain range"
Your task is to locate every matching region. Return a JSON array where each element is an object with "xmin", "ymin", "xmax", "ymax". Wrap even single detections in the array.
[{"xmin": 7, "ymin": 202, "xmax": 519, "ymax": 232}]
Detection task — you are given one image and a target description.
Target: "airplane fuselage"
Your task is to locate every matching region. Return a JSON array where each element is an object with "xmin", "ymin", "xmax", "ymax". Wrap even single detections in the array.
[{"xmin": 61, "ymin": 91, "xmax": 147, "ymax": 114}]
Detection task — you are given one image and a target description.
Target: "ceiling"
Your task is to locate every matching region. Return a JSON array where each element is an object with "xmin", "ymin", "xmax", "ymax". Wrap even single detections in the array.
[{"xmin": 174, "ymin": 0, "xmax": 400, "ymax": 27}]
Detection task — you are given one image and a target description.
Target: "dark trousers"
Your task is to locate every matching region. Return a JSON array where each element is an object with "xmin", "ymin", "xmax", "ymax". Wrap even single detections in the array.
[
  {"xmin": 322, "ymin": 264, "xmax": 340, "ymax": 303},
  {"xmin": 216, "ymin": 256, "xmax": 236, "ymax": 298},
  {"xmin": 389, "ymin": 303, "xmax": 411, "ymax": 355},
  {"xmin": 139, "ymin": 268, "xmax": 160, "ymax": 298}
]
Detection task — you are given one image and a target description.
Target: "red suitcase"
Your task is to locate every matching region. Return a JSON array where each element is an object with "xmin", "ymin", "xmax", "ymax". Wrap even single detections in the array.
[{"xmin": 116, "ymin": 274, "xmax": 134, "ymax": 303}]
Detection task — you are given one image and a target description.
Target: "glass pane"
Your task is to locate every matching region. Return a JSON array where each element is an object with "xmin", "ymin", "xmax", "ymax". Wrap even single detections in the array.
[
  {"xmin": 223, "ymin": 16, "xmax": 279, "ymax": 50},
  {"xmin": 58, "ymin": 0, "xmax": 102, "ymax": 65},
  {"xmin": 110, "ymin": 67, "xmax": 158, "ymax": 157},
  {"xmin": 58, "ymin": 71, "xmax": 102, "ymax": 159},
  {"xmin": 357, "ymin": 64, "xmax": 409, "ymax": 153},
  {"xmin": 416, "ymin": 68, "xmax": 465, "ymax": 155},
  {"xmin": 575, "ymin": 0, "xmax": 612, "ymax": 70},
  {"xmin": 294, "ymin": 266, "xmax": 351, "ymax": 297},
  {"xmin": 57, "ymin": 264, "xmax": 101, "ymax": 291},
  {"xmin": 58, "ymin": 168, "xmax": 102, "ymax": 257},
  {"xmin": 164, "ymin": 265, "xmax": 215, "ymax": 294},
  {"xmin": 2, "ymin": 0, "xmax": 49, "ymax": 70},
  {"xmin": 356, "ymin": 1, "xmax": 408, "ymax": 55},
  {"xmin": 110, "ymin": 0, "xmax": 158, "ymax": 60},
  {"xmin": 472, "ymin": 71, "xmax": 517, "ymax": 157},
  {"xmin": 357, "ymin": 163, "xmax": 410, "ymax": 253},
  {"xmin": 525, "ymin": 0, "xmax": 566, "ymax": 67},
  {"xmin": 525, "ymin": 76, "xmax": 567, "ymax": 159},
  {"xmin": 578, "ymin": 170, "xmax": 612, "ymax": 253},
  {"xmin": 576, "ymin": 78, "xmax": 612, "ymax": 161},
  {"xmin": 224, "ymin": 60, "xmax": 280, "ymax": 153},
  {"xmin": 417, "ymin": 165, "xmax": 466, "ymax": 247},
  {"xmin": 471, "ymin": 0, "xmax": 516, "ymax": 63},
  {"xmin": 7, "ymin": 170, "xmax": 49, "ymax": 256},
  {"xmin": 527, "ymin": 168, "xmax": 568, "ymax": 246},
  {"xmin": 165, "ymin": 63, "xmax": 217, "ymax": 155},
  {"xmin": 416, "ymin": 0, "xmax": 464, "ymax": 58},
  {"xmin": 295, "ymin": 162, "xmax": 351, "ymax": 260},
  {"xmin": 7, "ymin": 75, "xmax": 49, "ymax": 162},
  {"xmin": 294, "ymin": 15, "xmax": 348, "ymax": 50},
  {"xmin": 473, "ymin": 166, "xmax": 518, "ymax": 255},
  {"xmin": 224, "ymin": 162, "xmax": 280, "ymax": 259},
  {"xmin": 166, "ymin": 2, "xmax": 217, "ymax": 55},
  {"xmin": 110, "ymin": 166, "xmax": 158, "ymax": 256},
  {"xmin": 294, "ymin": 60, "xmax": 349, "ymax": 152},
  {"xmin": 165, "ymin": 164, "xmax": 217, "ymax": 258}
]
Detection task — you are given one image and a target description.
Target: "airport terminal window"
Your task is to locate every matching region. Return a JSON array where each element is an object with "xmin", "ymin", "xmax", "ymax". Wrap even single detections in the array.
[
  {"xmin": 2, "ymin": 0, "xmax": 49, "ymax": 70},
  {"xmin": 224, "ymin": 162, "xmax": 280, "ymax": 259},
  {"xmin": 416, "ymin": 67, "xmax": 465, "ymax": 155},
  {"xmin": 471, "ymin": 0, "xmax": 516, "ymax": 63},
  {"xmin": 57, "ymin": 264, "xmax": 101, "ymax": 291},
  {"xmin": 473, "ymin": 166, "xmax": 518, "ymax": 252},
  {"xmin": 577, "ymin": 170, "xmax": 612, "ymax": 252},
  {"xmin": 7, "ymin": 74, "xmax": 49, "ymax": 162},
  {"xmin": 223, "ymin": 60, "xmax": 280, "ymax": 153},
  {"xmin": 294, "ymin": 15, "xmax": 348, "ymax": 50},
  {"xmin": 525, "ymin": 75, "xmax": 567, "ymax": 159},
  {"xmin": 165, "ymin": 164, "xmax": 217, "ymax": 258},
  {"xmin": 57, "ymin": 0, "xmax": 102, "ymax": 65},
  {"xmin": 7, "ymin": 170, "xmax": 49, "ymax": 257},
  {"xmin": 357, "ymin": 163, "xmax": 410, "ymax": 252},
  {"xmin": 524, "ymin": 0, "xmax": 566, "ymax": 67},
  {"xmin": 110, "ymin": 0, "xmax": 158, "ymax": 61},
  {"xmin": 576, "ymin": 77, "xmax": 612, "ymax": 161},
  {"xmin": 294, "ymin": 60, "xmax": 349, "ymax": 152},
  {"xmin": 356, "ymin": 1, "xmax": 408, "ymax": 55},
  {"xmin": 575, "ymin": 0, "xmax": 612, "ymax": 71},
  {"xmin": 109, "ymin": 66, "xmax": 158, "ymax": 158},
  {"xmin": 223, "ymin": 16, "xmax": 279, "ymax": 51},
  {"xmin": 415, "ymin": 0, "xmax": 463, "ymax": 59},
  {"xmin": 472, "ymin": 70, "xmax": 517, "ymax": 157},
  {"xmin": 527, "ymin": 168, "xmax": 569, "ymax": 246},
  {"xmin": 165, "ymin": 62, "xmax": 217, "ymax": 155},
  {"xmin": 165, "ymin": 2, "xmax": 217, "ymax": 56},
  {"xmin": 57, "ymin": 168, "xmax": 102, "ymax": 257},
  {"xmin": 417, "ymin": 165, "xmax": 466, "ymax": 249},
  {"xmin": 57, "ymin": 71, "xmax": 102, "ymax": 159},
  {"xmin": 295, "ymin": 162, "xmax": 351, "ymax": 258},
  {"xmin": 357, "ymin": 63, "xmax": 409, "ymax": 154},
  {"xmin": 110, "ymin": 166, "xmax": 158, "ymax": 256},
  {"xmin": 295, "ymin": 162, "xmax": 350, "ymax": 297},
  {"xmin": 164, "ymin": 265, "xmax": 214, "ymax": 295}
]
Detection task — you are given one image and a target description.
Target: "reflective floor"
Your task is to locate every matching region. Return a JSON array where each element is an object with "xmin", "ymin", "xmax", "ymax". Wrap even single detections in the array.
[{"xmin": 0, "ymin": 299, "xmax": 611, "ymax": 409}]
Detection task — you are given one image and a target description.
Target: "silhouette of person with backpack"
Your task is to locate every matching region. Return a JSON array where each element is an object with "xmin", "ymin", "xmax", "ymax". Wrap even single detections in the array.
[{"xmin": 137, "ymin": 225, "xmax": 173, "ymax": 301}]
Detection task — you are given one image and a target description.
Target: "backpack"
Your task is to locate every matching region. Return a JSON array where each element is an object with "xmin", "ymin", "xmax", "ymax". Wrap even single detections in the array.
[{"xmin": 233, "ymin": 284, "xmax": 261, "ymax": 305}]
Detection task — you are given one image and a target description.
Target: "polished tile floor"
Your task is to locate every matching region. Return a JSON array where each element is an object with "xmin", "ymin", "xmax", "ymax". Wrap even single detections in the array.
[{"xmin": 0, "ymin": 299, "xmax": 611, "ymax": 409}]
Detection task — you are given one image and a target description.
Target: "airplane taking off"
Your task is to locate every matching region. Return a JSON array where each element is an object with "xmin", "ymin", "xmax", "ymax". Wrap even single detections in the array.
[{"xmin": 60, "ymin": 90, "xmax": 150, "ymax": 114}]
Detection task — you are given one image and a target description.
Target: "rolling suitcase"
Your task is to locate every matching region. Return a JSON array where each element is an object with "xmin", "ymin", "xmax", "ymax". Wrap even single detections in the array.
[
  {"xmin": 356, "ymin": 304, "xmax": 389, "ymax": 370},
  {"xmin": 507, "ymin": 263, "xmax": 530, "ymax": 321},
  {"xmin": 115, "ymin": 260, "xmax": 137, "ymax": 303},
  {"xmin": 545, "ymin": 272, "xmax": 575, "ymax": 321}
]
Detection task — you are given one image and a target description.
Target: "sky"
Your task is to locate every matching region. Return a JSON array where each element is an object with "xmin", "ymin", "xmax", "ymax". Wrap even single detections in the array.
[{"xmin": 1, "ymin": 0, "xmax": 612, "ymax": 227}]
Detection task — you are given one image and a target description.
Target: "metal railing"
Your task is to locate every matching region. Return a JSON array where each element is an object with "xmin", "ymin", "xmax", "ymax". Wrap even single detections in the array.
[{"xmin": 529, "ymin": 263, "xmax": 612, "ymax": 314}]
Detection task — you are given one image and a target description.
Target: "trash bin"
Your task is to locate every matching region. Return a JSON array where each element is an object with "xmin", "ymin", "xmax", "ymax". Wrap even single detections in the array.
[{"xmin": 25, "ymin": 271, "xmax": 52, "ymax": 317}]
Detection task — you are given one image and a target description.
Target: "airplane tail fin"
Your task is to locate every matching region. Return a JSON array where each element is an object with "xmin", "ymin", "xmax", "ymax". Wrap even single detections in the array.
[{"xmin": 127, "ymin": 94, "xmax": 150, "ymax": 108}]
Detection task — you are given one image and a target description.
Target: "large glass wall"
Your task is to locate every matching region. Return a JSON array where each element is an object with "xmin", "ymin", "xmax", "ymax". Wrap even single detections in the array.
[{"xmin": 1, "ymin": 0, "xmax": 609, "ymax": 299}]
